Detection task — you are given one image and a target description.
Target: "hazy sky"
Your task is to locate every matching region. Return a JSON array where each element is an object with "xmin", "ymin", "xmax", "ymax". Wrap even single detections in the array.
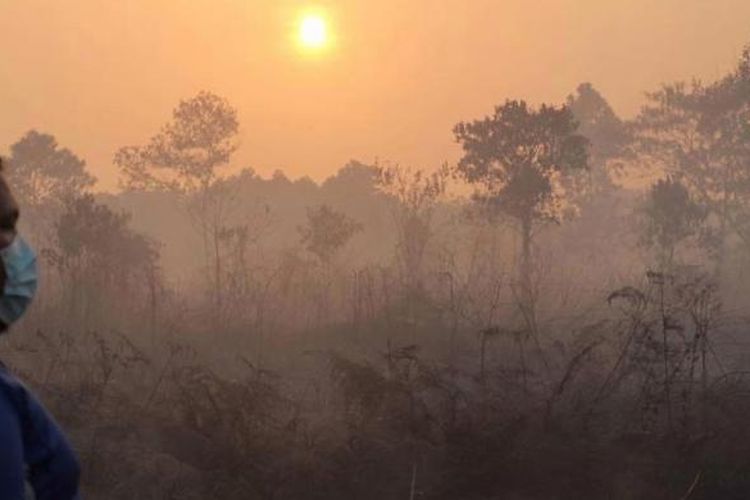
[{"xmin": 1, "ymin": 0, "xmax": 749, "ymax": 191}]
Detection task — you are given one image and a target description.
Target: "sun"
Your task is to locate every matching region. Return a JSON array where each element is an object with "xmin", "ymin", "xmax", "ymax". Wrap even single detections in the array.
[{"xmin": 298, "ymin": 14, "xmax": 328, "ymax": 50}]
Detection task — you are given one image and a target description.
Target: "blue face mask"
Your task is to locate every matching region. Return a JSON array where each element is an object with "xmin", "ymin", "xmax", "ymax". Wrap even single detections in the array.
[{"xmin": 0, "ymin": 236, "xmax": 38, "ymax": 327}]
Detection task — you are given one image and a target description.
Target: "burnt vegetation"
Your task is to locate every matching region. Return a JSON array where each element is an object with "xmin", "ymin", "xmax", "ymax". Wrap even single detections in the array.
[{"xmin": 6, "ymin": 47, "xmax": 750, "ymax": 500}]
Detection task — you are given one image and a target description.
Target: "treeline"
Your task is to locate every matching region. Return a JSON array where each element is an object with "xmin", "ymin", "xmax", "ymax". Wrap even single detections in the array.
[{"xmin": 3, "ymin": 45, "xmax": 750, "ymax": 499}]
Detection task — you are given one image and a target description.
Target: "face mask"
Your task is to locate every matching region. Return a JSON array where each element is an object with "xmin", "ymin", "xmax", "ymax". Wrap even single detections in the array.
[{"xmin": 0, "ymin": 236, "xmax": 38, "ymax": 327}]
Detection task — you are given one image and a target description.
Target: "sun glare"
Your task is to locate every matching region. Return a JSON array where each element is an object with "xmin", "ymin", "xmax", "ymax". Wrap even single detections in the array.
[{"xmin": 299, "ymin": 14, "xmax": 328, "ymax": 50}]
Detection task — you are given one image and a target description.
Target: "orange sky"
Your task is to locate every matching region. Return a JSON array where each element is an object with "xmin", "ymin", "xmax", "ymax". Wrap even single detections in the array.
[{"xmin": 1, "ymin": 0, "xmax": 749, "ymax": 191}]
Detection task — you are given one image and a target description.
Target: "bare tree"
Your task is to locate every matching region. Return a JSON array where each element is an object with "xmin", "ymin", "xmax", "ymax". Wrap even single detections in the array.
[{"xmin": 377, "ymin": 164, "xmax": 448, "ymax": 296}]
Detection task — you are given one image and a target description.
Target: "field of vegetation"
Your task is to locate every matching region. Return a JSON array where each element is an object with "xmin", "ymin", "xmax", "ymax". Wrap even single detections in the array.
[{"xmin": 5, "ymin": 46, "xmax": 750, "ymax": 500}]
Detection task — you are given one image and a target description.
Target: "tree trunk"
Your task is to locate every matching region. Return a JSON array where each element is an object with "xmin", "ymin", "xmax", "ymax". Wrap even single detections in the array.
[
  {"xmin": 520, "ymin": 214, "xmax": 533, "ymax": 307},
  {"xmin": 213, "ymin": 225, "xmax": 223, "ymax": 323},
  {"xmin": 517, "ymin": 213, "xmax": 545, "ymax": 367}
]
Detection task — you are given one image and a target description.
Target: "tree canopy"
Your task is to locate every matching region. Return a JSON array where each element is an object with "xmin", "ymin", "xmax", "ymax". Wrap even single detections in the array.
[
  {"xmin": 454, "ymin": 100, "xmax": 589, "ymax": 225},
  {"xmin": 7, "ymin": 130, "xmax": 95, "ymax": 207},
  {"xmin": 115, "ymin": 91, "xmax": 239, "ymax": 193}
]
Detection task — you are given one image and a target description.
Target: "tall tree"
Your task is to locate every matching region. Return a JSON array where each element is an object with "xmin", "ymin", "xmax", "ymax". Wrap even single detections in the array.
[
  {"xmin": 376, "ymin": 163, "xmax": 448, "ymax": 295},
  {"xmin": 45, "ymin": 194, "xmax": 160, "ymax": 328},
  {"xmin": 115, "ymin": 91, "xmax": 239, "ymax": 193},
  {"xmin": 567, "ymin": 83, "xmax": 629, "ymax": 164},
  {"xmin": 640, "ymin": 177, "xmax": 707, "ymax": 271},
  {"xmin": 299, "ymin": 204, "xmax": 362, "ymax": 265},
  {"xmin": 697, "ymin": 47, "xmax": 750, "ymax": 252},
  {"xmin": 7, "ymin": 130, "xmax": 95, "ymax": 207},
  {"xmin": 114, "ymin": 91, "xmax": 240, "ymax": 317},
  {"xmin": 634, "ymin": 48, "xmax": 750, "ymax": 268},
  {"xmin": 454, "ymin": 100, "xmax": 589, "ymax": 308},
  {"xmin": 6, "ymin": 130, "xmax": 96, "ymax": 246},
  {"xmin": 566, "ymin": 83, "xmax": 630, "ymax": 193}
]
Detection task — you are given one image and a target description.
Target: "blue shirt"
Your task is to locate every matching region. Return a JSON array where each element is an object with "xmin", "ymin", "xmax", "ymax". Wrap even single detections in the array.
[{"xmin": 0, "ymin": 367, "xmax": 80, "ymax": 499}]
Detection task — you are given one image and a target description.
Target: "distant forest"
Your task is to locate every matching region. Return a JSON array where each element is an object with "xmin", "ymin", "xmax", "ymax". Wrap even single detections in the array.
[{"xmin": 4, "ymin": 44, "xmax": 750, "ymax": 500}]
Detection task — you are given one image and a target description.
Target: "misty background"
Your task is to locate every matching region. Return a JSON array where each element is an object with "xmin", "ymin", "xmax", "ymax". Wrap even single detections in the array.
[{"xmin": 3, "ymin": 2, "xmax": 750, "ymax": 499}]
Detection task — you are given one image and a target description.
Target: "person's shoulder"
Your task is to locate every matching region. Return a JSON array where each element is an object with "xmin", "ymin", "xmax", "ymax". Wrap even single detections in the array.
[
  {"xmin": 0, "ymin": 365, "xmax": 31, "ymax": 431},
  {"xmin": 0, "ymin": 364, "xmax": 28, "ymax": 398}
]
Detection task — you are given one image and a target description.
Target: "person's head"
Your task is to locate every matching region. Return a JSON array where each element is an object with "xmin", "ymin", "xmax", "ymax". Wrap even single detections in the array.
[
  {"xmin": 0, "ymin": 159, "xmax": 32, "ymax": 333},
  {"xmin": 0, "ymin": 159, "xmax": 19, "ymax": 250}
]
